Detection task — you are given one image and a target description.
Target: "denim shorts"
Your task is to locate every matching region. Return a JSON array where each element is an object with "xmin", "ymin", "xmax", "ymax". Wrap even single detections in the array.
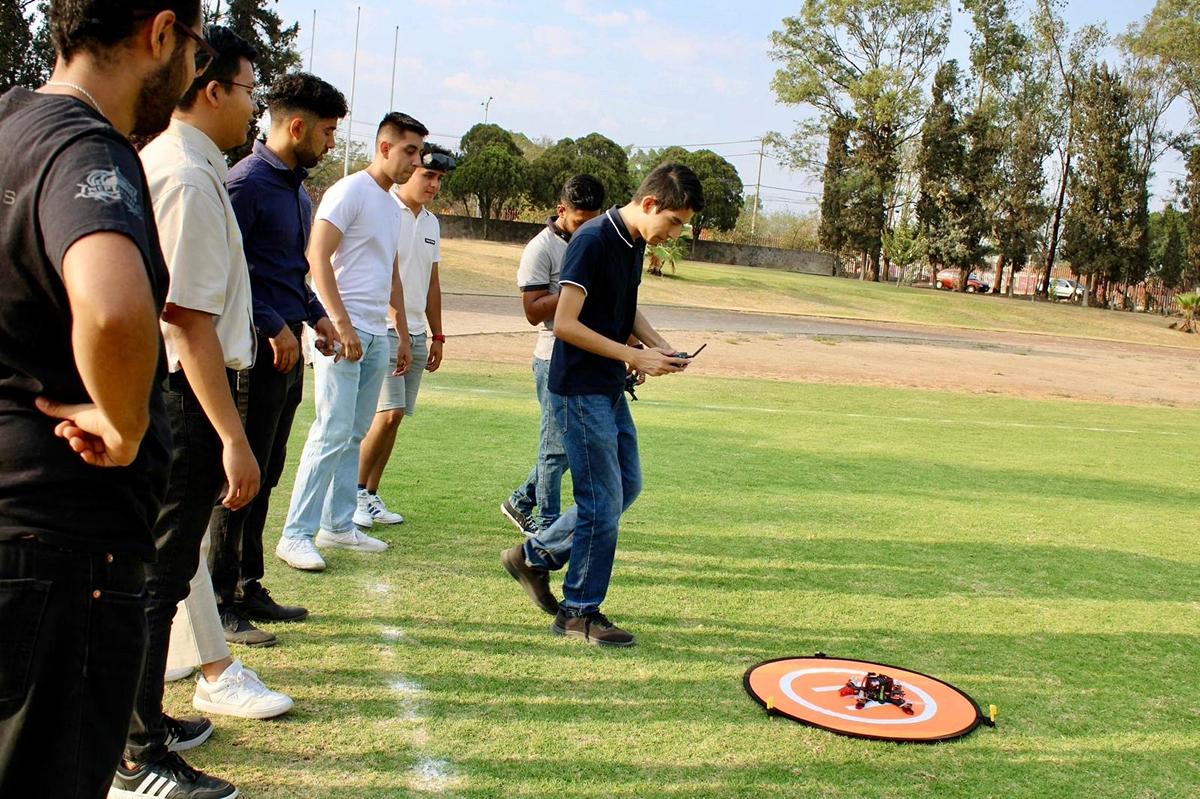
[{"xmin": 376, "ymin": 330, "xmax": 428, "ymax": 415}]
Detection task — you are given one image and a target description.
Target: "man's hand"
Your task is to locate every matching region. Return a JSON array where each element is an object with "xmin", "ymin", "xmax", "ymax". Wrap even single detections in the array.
[
  {"xmin": 426, "ymin": 339, "xmax": 443, "ymax": 372},
  {"xmin": 626, "ymin": 364, "xmax": 647, "ymax": 387},
  {"xmin": 36, "ymin": 398, "xmax": 142, "ymax": 467},
  {"xmin": 221, "ymin": 437, "xmax": 260, "ymax": 510},
  {"xmin": 333, "ymin": 318, "xmax": 362, "ymax": 362},
  {"xmin": 394, "ymin": 333, "xmax": 412, "ymax": 376},
  {"xmin": 313, "ymin": 317, "xmax": 339, "ymax": 359},
  {"xmin": 269, "ymin": 325, "xmax": 300, "ymax": 373},
  {"xmin": 629, "ymin": 346, "xmax": 689, "ymax": 377}
]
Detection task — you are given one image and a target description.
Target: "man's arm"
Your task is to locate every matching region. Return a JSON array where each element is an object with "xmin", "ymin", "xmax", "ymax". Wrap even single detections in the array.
[
  {"xmin": 425, "ymin": 262, "xmax": 443, "ymax": 372},
  {"xmin": 308, "ymin": 219, "xmax": 361, "ymax": 361},
  {"xmin": 389, "ymin": 254, "xmax": 412, "ymax": 376},
  {"xmin": 553, "ymin": 285, "xmax": 687, "ymax": 377},
  {"xmin": 161, "ymin": 305, "xmax": 260, "ymax": 509},
  {"xmin": 522, "ymin": 289, "xmax": 557, "ymax": 325},
  {"xmin": 631, "ymin": 309, "xmax": 672, "ymax": 351},
  {"xmin": 36, "ymin": 233, "xmax": 159, "ymax": 467}
]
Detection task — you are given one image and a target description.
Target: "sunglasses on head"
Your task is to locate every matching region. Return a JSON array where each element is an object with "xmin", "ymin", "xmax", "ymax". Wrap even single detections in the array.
[{"xmin": 422, "ymin": 152, "xmax": 456, "ymax": 172}]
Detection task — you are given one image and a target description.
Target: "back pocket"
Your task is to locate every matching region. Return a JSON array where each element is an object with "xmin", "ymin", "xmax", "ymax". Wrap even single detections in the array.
[{"xmin": 0, "ymin": 578, "xmax": 51, "ymax": 710}]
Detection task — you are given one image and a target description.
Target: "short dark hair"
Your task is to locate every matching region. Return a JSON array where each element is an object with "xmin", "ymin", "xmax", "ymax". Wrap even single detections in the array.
[
  {"xmin": 51, "ymin": 0, "xmax": 202, "ymax": 62},
  {"xmin": 266, "ymin": 72, "xmax": 348, "ymax": 121},
  {"xmin": 561, "ymin": 174, "xmax": 605, "ymax": 212},
  {"xmin": 634, "ymin": 163, "xmax": 705, "ymax": 213},
  {"xmin": 178, "ymin": 25, "xmax": 257, "ymax": 111},
  {"xmin": 377, "ymin": 112, "xmax": 429, "ymax": 141}
]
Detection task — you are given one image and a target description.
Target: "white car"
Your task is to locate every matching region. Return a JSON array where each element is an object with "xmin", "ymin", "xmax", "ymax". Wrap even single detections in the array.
[{"xmin": 1050, "ymin": 278, "xmax": 1084, "ymax": 303}]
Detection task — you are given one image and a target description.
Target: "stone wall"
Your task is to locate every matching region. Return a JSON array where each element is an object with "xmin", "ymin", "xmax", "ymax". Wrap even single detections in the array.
[{"xmin": 437, "ymin": 215, "xmax": 835, "ymax": 276}]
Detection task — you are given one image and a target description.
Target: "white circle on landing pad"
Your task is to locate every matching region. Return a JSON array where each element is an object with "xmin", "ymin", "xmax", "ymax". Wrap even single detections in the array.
[{"xmin": 779, "ymin": 668, "xmax": 938, "ymax": 725}]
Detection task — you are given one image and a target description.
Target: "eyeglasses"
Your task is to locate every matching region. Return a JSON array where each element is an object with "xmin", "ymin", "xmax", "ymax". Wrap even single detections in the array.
[
  {"xmin": 218, "ymin": 79, "xmax": 257, "ymax": 95},
  {"xmin": 173, "ymin": 20, "xmax": 219, "ymax": 78},
  {"xmin": 422, "ymin": 152, "xmax": 456, "ymax": 172}
]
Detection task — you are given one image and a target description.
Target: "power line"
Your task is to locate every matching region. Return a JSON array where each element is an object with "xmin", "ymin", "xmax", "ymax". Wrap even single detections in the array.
[{"xmin": 627, "ymin": 137, "xmax": 763, "ymax": 149}]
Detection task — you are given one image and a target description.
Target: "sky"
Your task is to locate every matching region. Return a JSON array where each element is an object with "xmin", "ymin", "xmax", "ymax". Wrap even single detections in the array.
[{"xmin": 269, "ymin": 0, "xmax": 1187, "ymax": 212}]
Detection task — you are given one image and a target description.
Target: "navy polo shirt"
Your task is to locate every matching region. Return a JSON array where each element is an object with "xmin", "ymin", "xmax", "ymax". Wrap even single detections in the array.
[
  {"xmin": 549, "ymin": 207, "xmax": 645, "ymax": 396},
  {"xmin": 226, "ymin": 139, "xmax": 326, "ymax": 336}
]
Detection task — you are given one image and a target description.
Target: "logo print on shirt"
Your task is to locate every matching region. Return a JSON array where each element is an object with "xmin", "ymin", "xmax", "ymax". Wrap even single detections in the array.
[
  {"xmin": 424, "ymin": 238, "xmax": 436, "ymax": 245},
  {"xmin": 74, "ymin": 168, "xmax": 142, "ymax": 218}
]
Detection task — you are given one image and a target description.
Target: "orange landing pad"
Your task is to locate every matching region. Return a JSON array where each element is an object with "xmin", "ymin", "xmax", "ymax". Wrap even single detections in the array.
[{"xmin": 744, "ymin": 655, "xmax": 989, "ymax": 742}]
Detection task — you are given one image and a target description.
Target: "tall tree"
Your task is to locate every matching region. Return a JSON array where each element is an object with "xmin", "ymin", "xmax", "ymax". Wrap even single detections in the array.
[
  {"xmin": 1060, "ymin": 66, "xmax": 1146, "ymax": 306},
  {"xmin": 1129, "ymin": 0, "xmax": 1200, "ymax": 120},
  {"xmin": 445, "ymin": 124, "xmax": 528, "ymax": 235},
  {"xmin": 1150, "ymin": 205, "xmax": 1189, "ymax": 293},
  {"xmin": 206, "ymin": 0, "xmax": 301, "ymax": 162},
  {"xmin": 916, "ymin": 61, "xmax": 965, "ymax": 279},
  {"xmin": 963, "ymin": 0, "xmax": 1026, "ymax": 112},
  {"xmin": 995, "ymin": 70, "xmax": 1051, "ymax": 297},
  {"xmin": 530, "ymin": 133, "xmax": 631, "ymax": 209},
  {"xmin": 1186, "ymin": 145, "xmax": 1200, "ymax": 289},
  {"xmin": 817, "ymin": 118, "xmax": 853, "ymax": 255},
  {"xmin": 1032, "ymin": 0, "xmax": 1106, "ymax": 299},
  {"xmin": 636, "ymin": 146, "xmax": 744, "ymax": 244},
  {"xmin": 770, "ymin": 0, "xmax": 951, "ymax": 281}
]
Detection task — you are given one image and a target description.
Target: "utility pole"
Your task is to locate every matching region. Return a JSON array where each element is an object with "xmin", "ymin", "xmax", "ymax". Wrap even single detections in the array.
[
  {"xmin": 308, "ymin": 9, "xmax": 315, "ymax": 71},
  {"xmin": 481, "ymin": 96, "xmax": 493, "ymax": 123},
  {"xmin": 342, "ymin": 6, "xmax": 361, "ymax": 178},
  {"xmin": 750, "ymin": 136, "xmax": 764, "ymax": 237},
  {"xmin": 388, "ymin": 25, "xmax": 399, "ymax": 110}
]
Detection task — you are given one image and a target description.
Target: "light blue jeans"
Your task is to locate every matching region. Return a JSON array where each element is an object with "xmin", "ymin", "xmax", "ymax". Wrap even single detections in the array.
[
  {"xmin": 282, "ymin": 327, "xmax": 388, "ymax": 539},
  {"xmin": 509, "ymin": 356, "xmax": 569, "ymax": 530}
]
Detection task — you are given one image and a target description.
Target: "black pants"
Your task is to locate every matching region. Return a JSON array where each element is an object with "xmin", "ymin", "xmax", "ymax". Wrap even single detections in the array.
[
  {"xmin": 125, "ymin": 369, "xmax": 240, "ymax": 764},
  {"xmin": 0, "ymin": 537, "xmax": 146, "ymax": 798},
  {"xmin": 208, "ymin": 327, "xmax": 304, "ymax": 607}
]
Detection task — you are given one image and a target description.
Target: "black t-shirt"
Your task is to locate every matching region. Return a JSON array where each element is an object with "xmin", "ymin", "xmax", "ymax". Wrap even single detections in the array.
[
  {"xmin": 0, "ymin": 88, "xmax": 171, "ymax": 557},
  {"xmin": 549, "ymin": 207, "xmax": 645, "ymax": 396}
]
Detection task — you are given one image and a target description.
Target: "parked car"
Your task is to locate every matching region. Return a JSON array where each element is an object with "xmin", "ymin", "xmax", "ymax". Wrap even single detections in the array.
[
  {"xmin": 1050, "ymin": 278, "xmax": 1085, "ymax": 303},
  {"xmin": 934, "ymin": 268, "xmax": 991, "ymax": 293}
]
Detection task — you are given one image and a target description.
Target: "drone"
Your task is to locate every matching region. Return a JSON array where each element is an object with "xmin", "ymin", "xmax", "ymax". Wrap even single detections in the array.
[{"xmin": 839, "ymin": 672, "xmax": 915, "ymax": 715}]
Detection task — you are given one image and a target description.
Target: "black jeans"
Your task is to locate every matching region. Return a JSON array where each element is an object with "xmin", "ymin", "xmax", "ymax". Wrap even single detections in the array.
[
  {"xmin": 125, "ymin": 369, "xmax": 239, "ymax": 764},
  {"xmin": 0, "ymin": 537, "xmax": 146, "ymax": 798},
  {"xmin": 208, "ymin": 327, "xmax": 304, "ymax": 607}
]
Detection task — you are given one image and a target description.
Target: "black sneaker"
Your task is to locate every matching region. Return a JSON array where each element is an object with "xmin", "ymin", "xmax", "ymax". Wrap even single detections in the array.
[
  {"xmin": 235, "ymin": 584, "xmax": 308, "ymax": 622},
  {"xmin": 501, "ymin": 500, "xmax": 539, "ymax": 537},
  {"xmin": 109, "ymin": 752, "xmax": 238, "ymax": 799},
  {"xmin": 219, "ymin": 606, "xmax": 277, "ymax": 648},
  {"xmin": 501, "ymin": 544, "xmax": 558, "ymax": 615},
  {"xmin": 551, "ymin": 610, "xmax": 636, "ymax": 647},
  {"xmin": 164, "ymin": 714, "xmax": 213, "ymax": 753}
]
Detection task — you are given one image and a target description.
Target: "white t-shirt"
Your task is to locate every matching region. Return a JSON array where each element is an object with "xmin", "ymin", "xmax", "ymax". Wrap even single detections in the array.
[
  {"xmin": 391, "ymin": 189, "xmax": 440, "ymax": 336},
  {"xmin": 314, "ymin": 170, "xmax": 402, "ymax": 336},
  {"xmin": 516, "ymin": 222, "xmax": 568, "ymax": 361},
  {"xmin": 141, "ymin": 119, "xmax": 255, "ymax": 371}
]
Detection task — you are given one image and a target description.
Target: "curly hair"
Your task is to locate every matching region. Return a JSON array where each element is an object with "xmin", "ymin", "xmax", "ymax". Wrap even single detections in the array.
[{"xmin": 266, "ymin": 72, "xmax": 349, "ymax": 121}]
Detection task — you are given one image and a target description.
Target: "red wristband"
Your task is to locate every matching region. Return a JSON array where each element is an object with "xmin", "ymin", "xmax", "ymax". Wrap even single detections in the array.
[{"xmin": 431, "ymin": 334, "xmax": 446, "ymax": 343}]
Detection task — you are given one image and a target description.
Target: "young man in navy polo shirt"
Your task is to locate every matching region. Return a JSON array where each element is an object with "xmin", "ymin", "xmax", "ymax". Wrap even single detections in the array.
[{"xmin": 505, "ymin": 163, "xmax": 704, "ymax": 646}]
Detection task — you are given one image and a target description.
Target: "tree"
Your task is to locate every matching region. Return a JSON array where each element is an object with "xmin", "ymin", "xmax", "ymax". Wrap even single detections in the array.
[
  {"xmin": 1032, "ymin": 0, "xmax": 1106, "ymax": 299},
  {"xmin": 205, "ymin": 1, "xmax": 301, "ymax": 163},
  {"xmin": 1060, "ymin": 66, "xmax": 1146, "ymax": 307},
  {"xmin": 1151, "ymin": 206, "xmax": 1188, "ymax": 291},
  {"xmin": 817, "ymin": 118, "xmax": 853, "ymax": 255},
  {"xmin": 1186, "ymin": 145, "xmax": 1200, "ymax": 288},
  {"xmin": 530, "ymin": 133, "xmax": 631, "ymax": 209},
  {"xmin": 882, "ymin": 209, "xmax": 926, "ymax": 286},
  {"xmin": 995, "ymin": 71, "xmax": 1051, "ymax": 297},
  {"xmin": 1, "ymin": 0, "xmax": 38, "ymax": 93},
  {"xmin": 963, "ymin": 0, "xmax": 1027, "ymax": 112},
  {"xmin": 445, "ymin": 126, "xmax": 529, "ymax": 235},
  {"xmin": 1129, "ymin": 0, "xmax": 1200, "ymax": 120},
  {"xmin": 305, "ymin": 135, "xmax": 369, "ymax": 205},
  {"xmin": 916, "ymin": 61, "xmax": 965, "ymax": 279},
  {"xmin": 635, "ymin": 146, "xmax": 742, "ymax": 244},
  {"xmin": 770, "ymin": 0, "xmax": 951, "ymax": 281}
]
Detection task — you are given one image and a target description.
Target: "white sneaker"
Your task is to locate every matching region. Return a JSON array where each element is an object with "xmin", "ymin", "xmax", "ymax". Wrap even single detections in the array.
[
  {"xmin": 353, "ymin": 488, "xmax": 374, "ymax": 528},
  {"xmin": 275, "ymin": 536, "xmax": 326, "ymax": 571},
  {"xmin": 315, "ymin": 528, "xmax": 388, "ymax": 553},
  {"xmin": 192, "ymin": 659, "xmax": 293, "ymax": 720},
  {"xmin": 366, "ymin": 493, "xmax": 404, "ymax": 525}
]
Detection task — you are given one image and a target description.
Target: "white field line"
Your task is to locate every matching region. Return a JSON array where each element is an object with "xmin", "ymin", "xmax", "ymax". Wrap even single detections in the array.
[{"xmin": 424, "ymin": 384, "xmax": 1186, "ymax": 437}]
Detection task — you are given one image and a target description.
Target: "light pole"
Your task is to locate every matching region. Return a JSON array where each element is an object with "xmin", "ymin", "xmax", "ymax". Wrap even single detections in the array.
[{"xmin": 481, "ymin": 96, "xmax": 493, "ymax": 123}]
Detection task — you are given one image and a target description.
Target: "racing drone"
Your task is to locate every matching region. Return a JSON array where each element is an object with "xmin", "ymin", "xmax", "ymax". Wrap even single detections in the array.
[{"xmin": 839, "ymin": 672, "xmax": 915, "ymax": 715}]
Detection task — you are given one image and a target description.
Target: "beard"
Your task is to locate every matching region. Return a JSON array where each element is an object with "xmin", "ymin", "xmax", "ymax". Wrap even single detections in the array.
[
  {"xmin": 131, "ymin": 44, "xmax": 190, "ymax": 138},
  {"xmin": 295, "ymin": 139, "xmax": 324, "ymax": 169}
]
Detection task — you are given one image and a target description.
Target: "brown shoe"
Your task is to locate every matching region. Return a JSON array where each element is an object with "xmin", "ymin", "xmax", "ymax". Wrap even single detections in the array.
[
  {"xmin": 501, "ymin": 545, "xmax": 559, "ymax": 615},
  {"xmin": 550, "ymin": 610, "xmax": 636, "ymax": 647}
]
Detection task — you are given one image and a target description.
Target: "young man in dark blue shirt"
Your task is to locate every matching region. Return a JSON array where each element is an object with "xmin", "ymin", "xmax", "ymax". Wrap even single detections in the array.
[
  {"xmin": 205, "ymin": 73, "xmax": 346, "ymax": 641},
  {"xmin": 505, "ymin": 164, "xmax": 704, "ymax": 646}
]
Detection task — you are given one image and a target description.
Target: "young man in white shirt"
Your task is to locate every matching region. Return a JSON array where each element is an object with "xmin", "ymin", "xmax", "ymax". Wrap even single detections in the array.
[
  {"xmin": 354, "ymin": 144, "xmax": 454, "ymax": 527},
  {"xmin": 276, "ymin": 112, "xmax": 426, "ymax": 571},
  {"xmin": 115, "ymin": 25, "xmax": 287, "ymax": 799}
]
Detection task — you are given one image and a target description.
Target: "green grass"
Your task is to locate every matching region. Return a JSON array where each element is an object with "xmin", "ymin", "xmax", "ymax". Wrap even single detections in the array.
[
  {"xmin": 169, "ymin": 363, "xmax": 1200, "ymax": 798},
  {"xmin": 440, "ymin": 238, "xmax": 1200, "ymax": 349}
]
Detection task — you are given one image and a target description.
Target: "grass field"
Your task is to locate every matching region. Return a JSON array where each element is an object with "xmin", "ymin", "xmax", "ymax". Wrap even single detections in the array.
[
  {"xmin": 440, "ymin": 239, "xmax": 1200, "ymax": 349},
  {"xmin": 166, "ymin": 361, "xmax": 1200, "ymax": 798}
]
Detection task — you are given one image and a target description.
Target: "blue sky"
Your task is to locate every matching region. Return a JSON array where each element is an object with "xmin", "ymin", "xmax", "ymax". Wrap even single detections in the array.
[{"xmin": 271, "ymin": 0, "xmax": 1185, "ymax": 211}]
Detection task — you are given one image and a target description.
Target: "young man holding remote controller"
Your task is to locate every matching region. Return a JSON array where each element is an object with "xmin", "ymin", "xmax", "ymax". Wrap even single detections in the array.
[{"xmin": 502, "ymin": 163, "xmax": 704, "ymax": 647}]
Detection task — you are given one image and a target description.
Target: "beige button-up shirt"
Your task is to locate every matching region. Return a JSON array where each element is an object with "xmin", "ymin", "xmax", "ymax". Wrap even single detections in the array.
[{"xmin": 141, "ymin": 118, "xmax": 255, "ymax": 371}]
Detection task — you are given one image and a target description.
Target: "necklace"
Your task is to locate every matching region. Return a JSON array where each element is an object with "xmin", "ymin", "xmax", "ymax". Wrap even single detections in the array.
[{"xmin": 44, "ymin": 81, "xmax": 107, "ymax": 120}]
